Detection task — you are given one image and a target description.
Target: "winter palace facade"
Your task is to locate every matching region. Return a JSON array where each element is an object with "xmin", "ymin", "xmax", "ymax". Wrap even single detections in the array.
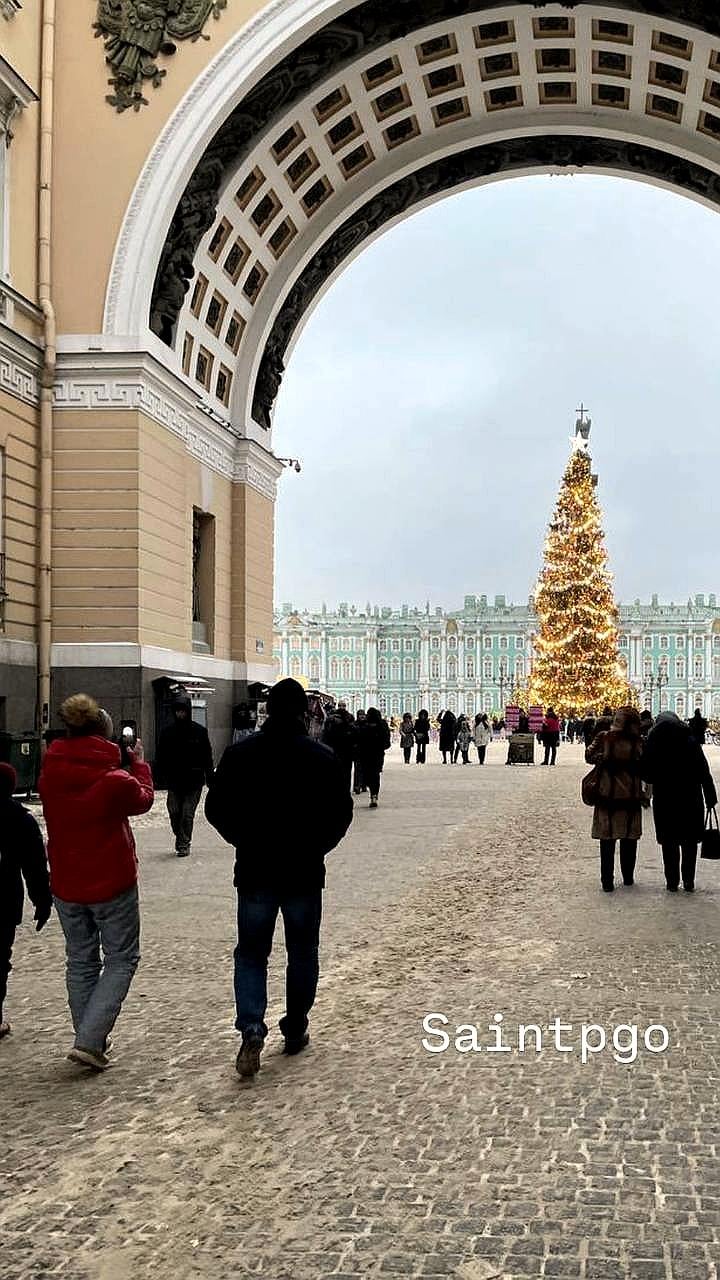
[{"xmin": 273, "ymin": 595, "xmax": 720, "ymax": 720}]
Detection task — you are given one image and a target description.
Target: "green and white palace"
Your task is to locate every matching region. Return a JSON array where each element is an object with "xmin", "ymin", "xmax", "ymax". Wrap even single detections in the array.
[{"xmin": 274, "ymin": 595, "xmax": 720, "ymax": 720}]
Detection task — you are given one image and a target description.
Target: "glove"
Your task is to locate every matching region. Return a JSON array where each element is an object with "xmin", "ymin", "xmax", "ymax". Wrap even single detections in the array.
[{"xmin": 34, "ymin": 900, "xmax": 52, "ymax": 932}]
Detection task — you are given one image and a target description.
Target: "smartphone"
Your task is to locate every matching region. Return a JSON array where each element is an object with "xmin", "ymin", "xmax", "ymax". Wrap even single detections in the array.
[{"xmin": 120, "ymin": 724, "xmax": 136, "ymax": 768}]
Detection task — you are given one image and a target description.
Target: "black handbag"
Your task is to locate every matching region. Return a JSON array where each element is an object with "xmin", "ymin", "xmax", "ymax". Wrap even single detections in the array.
[{"xmin": 701, "ymin": 808, "xmax": 720, "ymax": 860}]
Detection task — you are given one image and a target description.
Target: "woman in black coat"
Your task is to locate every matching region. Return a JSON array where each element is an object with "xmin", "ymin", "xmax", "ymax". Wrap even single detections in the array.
[
  {"xmin": 0, "ymin": 763, "xmax": 53, "ymax": 1036},
  {"xmin": 413, "ymin": 709, "xmax": 430, "ymax": 765},
  {"xmin": 640, "ymin": 711, "xmax": 717, "ymax": 892},
  {"xmin": 438, "ymin": 710, "xmax": 457, "ymax": 764},
  {"xmin": 355, "ymin": 708, "xmax": 391, "ymax": 808}
]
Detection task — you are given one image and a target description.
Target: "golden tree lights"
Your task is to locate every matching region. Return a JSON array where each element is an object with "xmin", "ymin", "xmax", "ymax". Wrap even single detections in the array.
[{"xmin": 528, "ymin": 442, "xmax": 633, "ymax": 716}]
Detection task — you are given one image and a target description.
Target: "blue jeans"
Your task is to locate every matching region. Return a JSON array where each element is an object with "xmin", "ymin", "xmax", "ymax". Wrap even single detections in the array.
[
  {"xmin": 234, "ymin": 890, "xmax": 322, "ymax": 1041},
  {"xmin": 54, "ymin": 885, "xmax": 141, "ymax": 1053}
]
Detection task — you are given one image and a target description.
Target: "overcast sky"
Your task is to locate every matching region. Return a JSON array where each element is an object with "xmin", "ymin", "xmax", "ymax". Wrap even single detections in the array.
[{"xmin": 273, "ymin": 174, "xmax": 720, "ymax": 614}]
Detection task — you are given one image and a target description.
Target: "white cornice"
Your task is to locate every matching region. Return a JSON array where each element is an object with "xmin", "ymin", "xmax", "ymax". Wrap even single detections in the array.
[
  {"xmin": 50, "ymin": 642, "xmax": 276, "ymax": 685},
  {"xmin": 53, "ymin": 346, "xmax": 281, "ymax": 498},
  {"xmin": 0, "ymin": 322, "xmax": 41, "ymax": 405}
]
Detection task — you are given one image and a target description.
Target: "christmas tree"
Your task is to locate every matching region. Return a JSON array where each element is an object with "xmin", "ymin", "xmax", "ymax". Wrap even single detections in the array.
[{"xmin": 528, "ymin": 411, "xmax": 631, "ymax": 715}]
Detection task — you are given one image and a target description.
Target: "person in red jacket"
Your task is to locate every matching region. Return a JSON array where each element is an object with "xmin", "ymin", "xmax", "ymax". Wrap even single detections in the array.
[
  {"xmin": 540, "ymin": 708, "xmax": 561, "ymax": 766},
  {"xmin": 39, "ymin": 693, "xmax": 154, "ymax": 1071}
]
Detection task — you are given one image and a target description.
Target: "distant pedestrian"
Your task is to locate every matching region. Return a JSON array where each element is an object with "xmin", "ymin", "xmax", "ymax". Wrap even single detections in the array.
[
  {"xmin": 155, "ymin": 691, "xmax": 214, "ymax": 857},
  {"xmin": 641, "ymin": 711, "xmax": 717, "ymax": 893},
  {"xmin": 400, "ymin": 713, "xmax": 415, "ymax": 764},
  {"xmin": 356, "ymin": 708, "xmax": 391, "ymax": 807},
  {"xmin": 205, "ymin": 679, "xmax": 353, "ymax": 1077},
  {"xmin": 414, "ymin": 709, "xmax": 430, "ymax": 764},
  {"xmin": 582, "ymin": 714, "xmax": 597, "ymax": 749},
  {"xmin": 517, "ymin": 710, "xmax": 530, "ymax": 734},
  {"xmin": 439, "ymin": 710, "xmax": 457, "ymax": 764},
  {"xmin": 585, "ymin": 707, "xmax": 647, "ymax": 893},
  {"xmin": 322, "ymin": 701, "xmax": 357, "ymax": 792},
  {"xmin": 455, "ymin": 716, "xmax": 473, "ymax": 764},
  {"xmin": 540, "ymin": 708, "xmax": 561, "ymax": 766},
  {"xmin": 639, "ymin": 710, "xmax": 654, "ymax": 740},
  {"xmin": 566, "ymin": 718, "xmax": 577, "ymax": 744},
  {"xmin": 307, "ymin": 694, "xmax": 326, "ymax": 743},
  {"xmin": 39, "ymin": 694, "xmax": 154, "ymax": 1070},
  {"xmin": 474, "ymin": 713, "xmax": 492, "ymax": 765},
  {"xmin": 497, "ymin": 717, "xmax": 507, "ymax": 740},
  {"xmin": 0, "ymin": 763, "xmax": 53, "ymax": 1040},
  {"xmin": 689, "ymin": 708, "xmax": 708, "ymax": 746},
  {"xmin": 353, "ymin": 709, "xmax": 367, "ymax": 793}
]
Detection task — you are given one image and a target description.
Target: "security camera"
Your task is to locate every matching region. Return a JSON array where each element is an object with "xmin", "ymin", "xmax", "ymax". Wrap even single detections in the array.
[{"xmin": 294, "ymin": 460, "xmax": 302, "ymax": 473}]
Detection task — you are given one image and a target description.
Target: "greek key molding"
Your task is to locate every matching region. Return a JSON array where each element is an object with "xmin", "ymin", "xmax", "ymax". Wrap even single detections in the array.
[
  {"xmin": 0, "ymin": 327, "xmax": 41, "ymax": 406},
  {"xmin": 53, "ymin": 349, "xmax": 281, "ymax": 498}
]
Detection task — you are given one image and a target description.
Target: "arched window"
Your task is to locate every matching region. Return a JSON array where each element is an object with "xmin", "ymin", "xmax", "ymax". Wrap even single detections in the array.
[
  {"xmin": 290, "ymin": 657, "xmax": 301, "ymax": 677},
  {"xmin": 448, "ymin": 635, "xmax": 457, "ymax": 649},
  {"xmin": 694, "ymin": 657, "xmax": 704, "ymax": 679},
  {"xmin": 378, "ymin": 694, "xmax": 388, "ymax": 714},
  {"xmin": 658, "ymin": 657, "xmax": 669, "ymax": 677},
  {"xmin": 466, "ymin": 659, "xmax": 475, "ymax": 680},
  {"xmin": 484, "ymin": 660, "xmax": 493, "ymax": 680},
  {"xmin": 659, "ymin": 691, "xmax": 669, "ymax": 711},
  {"xmin": 431, "ymin": 693, "xmax": 440, "ymax": 715},
  {"xmin": 643, "ymin": 658, "xmax": 653, "ymax": 677},
  {"xmin": 676, "ymin": 658, "xmax": 686, "ymax": 680},
  {"xmin": 713, "ymin": 657, "xmax": 720, "ymax": 682},
  {"xmin": 483, "ymin": 693, "xmax": 493, "ymax": 712},
  {"xmin": 447, "ymin": 658, "xmax": 457, "ymax": 680},
  {"xmin": 342, "ymin": 658, "xmax": 351, "ymax": 681},
  {"xmin": 404, "ymin": 659, "xmax": 413, "ymax": 679},
  {"xmin": 499, "ymin": 658, "xmax": 508, "ymax": 677},
  {"xmin": 378, "ymin": 659, "xmax": 387, "ymax": 680},
  {"xmin": 355, "ymin": 658, "xmax": 363, "ymax": 681},
  {"xmin": 309, "ymin": 657, "xmax": 320, "ymax": 682},
  {"xmin": 448, "ymin": 693, "xmax": 457, "ymax": 712},
  {"xmin": 695, "ymin": 693, "xmax": 705, "ymax": 709},
  {"xmin": 713, "ymin": 694, "xmax": 720, "ymax": 716},
  {"xmin": 515, "ymin": 659, "xmax": 525, "ymax": 679},
  {"xmin": 391, "ymin": 659, "xmax": 400, "ymax": 680},
  {"xmin": 675, "ymin": 693, "xmax": 686, "ymax": 716},
  {"xmin": 391, "ymin": 694, "xmax": 400, "ymax": 714},
  {"xmin": 430, "ymin": 658, "xmax": 440, "ymax": 680},
  {"xmin": 330, "ymin": 659, "xmax": 339, "ymax": 680}
]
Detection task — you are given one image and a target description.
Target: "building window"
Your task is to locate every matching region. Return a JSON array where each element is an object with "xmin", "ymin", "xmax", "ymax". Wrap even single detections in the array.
[
  {"xmin": 695, "ymin": 636, "xmax": 704, "ymax": 649},
  {"xmin": 500, "ymin": 636, "xmax": 508, "ymax": 649},
  {"xmin": 290, "ymin": 657, "xmax": 301, "ymax": 678},
  {"xmin": 404, "ymin": 659, "xmax": 414, "ymax": 679},
  {"xmin": 431, "ymin": 658, "xmax": 440, "ymax": 680},
  {"xmin": 677, "ymin": 635, "xmax": 686, "ymax": 649},
  {"xmin": 619, "ymin": 635, "xmax": 629, "ymax": 648},
  {"xmin": 431, "ymin": 637, "xmax": 440, "ymax": 649},
  {"xmin": 378, "ymin": 660, "xmax": 387, "ymax": 680},
  {"xmin": 714, "ymin": 636, "xmax": 720, "ymax": 650},
  {"xmin": 392, "ymin": 640, "xmax": 400, "ymax": 652},
  {"xmin": 448, "ymin": 636, "xmax": 457, "ymax": 649},
  {"xmin": 391, "ymin": 660, "xmax": 400, "ymax": 680},
  {"xmin": 676, "ymin": 658, "xmax": 686, "ymax": 680},
  {"xmin": 659, "ymin": 635, "xmax": 669, "ymax": 649},
  {"xmin": 355, "ymin": 659, "xmax": 362, "ymax": 680},
  {"xmin": 466, "ymin": 659, "xmax": 475, "ymax": 679},
  {"xmin": 447, "ymin": 658, "xmax": 457, "ymax": 680},
  {"xmin": 713, "ymin": 658, "xmax": 720, "ymax": 682},
  {"xmin": 431, "ymin": 693, "xmax": 440, "ymax": 715},
  {"xmin": 192, "ymin": 509, "xmax": 215, "ymax": 653},
  {"xmin": 342, "ymin": 659, "xmax": 351, "ymax": 681},
  {"xmin": 309, "ymin": 658, "xmax": 320, "ymax": 682},
  {"xmin": 515, "ymin": 636, "xmax": 524, "ymax": 649},
  {"xmin": 330, "ymin": 659, "xmax": 339, "ymax": 680},
  {"xmin": 643, "ymin": 636, "xmax": 652, "ymax": 649},
  {"xmin": 644, "ymin": 658, "xmax": 653, "ymax": 677},
  {"xmin": 484, "ymin": 636, "xmax": 492, "ymax": 649},
  {"xmin": 484, "ymin": 660, "xmax": 493, "ymax": 679},
  {"xmin": 695, "ymin": 658, "xmax": 704, "ymax": 679},
  {"xmin": 515, "ymin": 659, "xmax": 525, "ymax": 679}
]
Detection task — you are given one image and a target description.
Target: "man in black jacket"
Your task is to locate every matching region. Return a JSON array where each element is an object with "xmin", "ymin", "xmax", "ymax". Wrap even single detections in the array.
[
  {"xmin": 0, "ymin": 763, "xmax": 53, "ymax": 1037},
  {"xmin": 155, "ymin": 692, "xmax": 214, "ymax": 857},
  {"xmin": 205, "ymin": 679, "xmax": 353, "ymax": 1078}
]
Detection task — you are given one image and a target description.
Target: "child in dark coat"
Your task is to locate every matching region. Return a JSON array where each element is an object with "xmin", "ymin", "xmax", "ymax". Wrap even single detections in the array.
[{"xmin": 0, "ymin": 762, "xmax": 52, "ymax": 1036}]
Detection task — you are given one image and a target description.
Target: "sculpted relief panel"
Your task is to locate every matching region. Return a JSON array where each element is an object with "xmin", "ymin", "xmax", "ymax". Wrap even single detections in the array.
[{"xmin": 94, "ymin": 0, "xmax": 227, "ymax": 112}]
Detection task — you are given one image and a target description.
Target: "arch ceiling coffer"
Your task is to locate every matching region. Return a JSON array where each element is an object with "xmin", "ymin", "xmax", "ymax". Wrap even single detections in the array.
[{"xmin": 148, "ymin": 2, "xmax": 720, "ymax": 430}]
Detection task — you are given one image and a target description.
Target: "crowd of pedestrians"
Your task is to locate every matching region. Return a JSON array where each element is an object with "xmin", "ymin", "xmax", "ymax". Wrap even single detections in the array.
[{"xmin": 0, "ymin": 681, "xmax": 717, "ymax": 1080}]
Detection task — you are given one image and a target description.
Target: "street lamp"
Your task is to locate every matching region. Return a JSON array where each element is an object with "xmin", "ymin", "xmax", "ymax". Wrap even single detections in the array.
[
  {"xmin": 277, "ymin": 456, "xmax": 302, "ymax": 473},
  {"xmin": 642, "ymin": 667, "xmax": 669, "ymax": 716}
]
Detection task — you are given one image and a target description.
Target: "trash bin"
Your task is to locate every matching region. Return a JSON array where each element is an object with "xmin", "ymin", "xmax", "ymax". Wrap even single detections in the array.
[{"xmin": 0, "ymin": 731, "xmax": 41, "ymax": 794}]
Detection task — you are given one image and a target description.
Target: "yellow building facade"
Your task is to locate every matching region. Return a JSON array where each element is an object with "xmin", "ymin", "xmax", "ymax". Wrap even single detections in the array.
[{"xmin": 2, "ymin": 1, "xmax": 720, "ymax": 753}]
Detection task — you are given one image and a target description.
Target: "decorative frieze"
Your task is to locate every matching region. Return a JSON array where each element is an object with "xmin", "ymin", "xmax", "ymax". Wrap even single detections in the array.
[
  {"xmin": 0, "ymin": 326, "xmax": 41, "ymax": 405},
  {"xmin": 53, "ymin": 349, "xmax": 282, "ymax": 498}
]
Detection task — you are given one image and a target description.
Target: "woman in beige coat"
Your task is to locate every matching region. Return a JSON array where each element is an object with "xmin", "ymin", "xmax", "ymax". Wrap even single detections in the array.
[{"xmin": 585, "ymin": 707, "xmax": 648, "ymax": 892}]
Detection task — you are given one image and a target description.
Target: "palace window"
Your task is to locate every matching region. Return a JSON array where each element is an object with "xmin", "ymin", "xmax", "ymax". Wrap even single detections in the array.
[
  {"xmin": 714, "ymin": 636, "xmax": 720, "ymax": 650},
  {"xmin": 355, "ymin": 659, "xmax": 362, "ymax": 681},
  {"xmin": 448, "ymin": 636, "xmax": 457, "ymax": 649},
  {"xmin": 447, "ymin": 658, "xmax": 457, "ymax": 680},
  {"xmin": 515, "ymin": 636, "xmax": 524, "ymax": 649},
  {"xmin": 431, "ymin": 636, "xmax": 440, "ymax": 649},
  {"xmin": 484, "ymin": 636, "xmax": 492, "ymax": 649},
  {"xmin": 515, "ymin": 659, "xmax": 525, "ymax": 679},
  {"xmin": 713, "ymin": 657, "xmax": 720, "ymax": 682},
  {"xmin": 309, "ymin": 657, "xmax": 320, "ymax": 682},
  {"xmin": 391, "ymin": 660, "xmax": 400, "ymax": 680},
  {"xmin": 431, "ymin": 658, "xmax": 440, "ymax": 680},
  {"xmin": 330, "ymin": 659, "xmax": 339, "ymax": 680},
  {"xmin": 378, "ymin": 660, "xmax": 387, "ymax": 680},
  {"xmin": 392, "ymin": 640, "xmax": 400, "ymax": 652},
  {"xmin": 619, "ymin": 635, "xmax": 629, "ymax": 648},
  {"xmin": 659, "ymin": 635, "xmax": 669, "ymax": 649},
  {"xmin": 695, "ymin": 636, "xmax": 705, "ymax": 649},
  {"xmin": 695, "ymin": 658, "xmax": 705, "ymax": 679},
  {"xmin": 677, "ymin": 635, "xmax": 686, "ymax": 649},
  {"xmin": 500, "ymin": 636, "xmax": 509, "ymax": 649},
  {"xmin": 643, "ymin": 658, "xmax": 653, "ymax": 677},
  {"xmin": 290, "ymin": 657, "xmax": 301, "ymax": 678},
  {"xmin": 484, "ymin": 660, "xmax": 493, "ymax": 679},
  {"xmin": 466, "ymin": 659, "xmax": 475, "ymax": 679},
  {"xmin": 342, "ymin": 659, "xmax": 351, "ymax": 681},
  {"xmin": 676, "ymin": 658, "xmax": 686, "ymax": 680},
  {"xmin": 675, "ymin": 694, "xmax": 686, "ymax": 716},
  {"xmin": 644, "ymin": 636, "xmax": 653, "ymax": 649},
  {"xmin": 405, "ymin": 639, "xmax": 413, "ymax": 651}
]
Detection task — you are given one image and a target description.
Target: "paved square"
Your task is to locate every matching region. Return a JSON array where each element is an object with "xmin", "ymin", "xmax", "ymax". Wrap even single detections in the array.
[{"xmin": 2, "ymin": 745, "xmax": 720, "ymax": 1279}]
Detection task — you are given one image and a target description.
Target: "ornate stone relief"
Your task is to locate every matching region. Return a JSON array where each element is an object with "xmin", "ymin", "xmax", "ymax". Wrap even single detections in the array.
[
  {"xmin": 94, "ymin": 1, "xmax": 227, "ymax": 113},
  {"xmin": 149, "ymin": 0, "xmax": 720, "ymax": 338}
]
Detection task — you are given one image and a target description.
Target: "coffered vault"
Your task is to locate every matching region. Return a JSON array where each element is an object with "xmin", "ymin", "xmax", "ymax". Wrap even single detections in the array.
[{"xmin": 105, "ymin": 2, "xmax": 720, "ymax": 437}]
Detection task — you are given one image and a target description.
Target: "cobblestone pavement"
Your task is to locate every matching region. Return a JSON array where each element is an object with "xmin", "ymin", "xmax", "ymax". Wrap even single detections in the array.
[{"xmin": 4, "ymin": 745, "xmax": 720, "ymax": 1280}]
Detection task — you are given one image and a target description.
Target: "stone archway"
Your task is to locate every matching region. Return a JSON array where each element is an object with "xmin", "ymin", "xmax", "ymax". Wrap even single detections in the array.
[{"xmin": 106, "ymin": 1, "xmax": 720, "ymax": 438}]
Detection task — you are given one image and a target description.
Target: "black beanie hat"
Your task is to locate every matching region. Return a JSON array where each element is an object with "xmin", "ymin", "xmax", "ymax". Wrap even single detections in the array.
[{"xmin": 267, "ymin": 678, "xmax": 308, "ymax": 720}]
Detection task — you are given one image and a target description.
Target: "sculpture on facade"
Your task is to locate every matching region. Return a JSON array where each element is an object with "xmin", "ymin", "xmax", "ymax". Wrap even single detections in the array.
[{"xmin": 94, "ymin": 0, "xmax": 227, "ymax": 113}]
